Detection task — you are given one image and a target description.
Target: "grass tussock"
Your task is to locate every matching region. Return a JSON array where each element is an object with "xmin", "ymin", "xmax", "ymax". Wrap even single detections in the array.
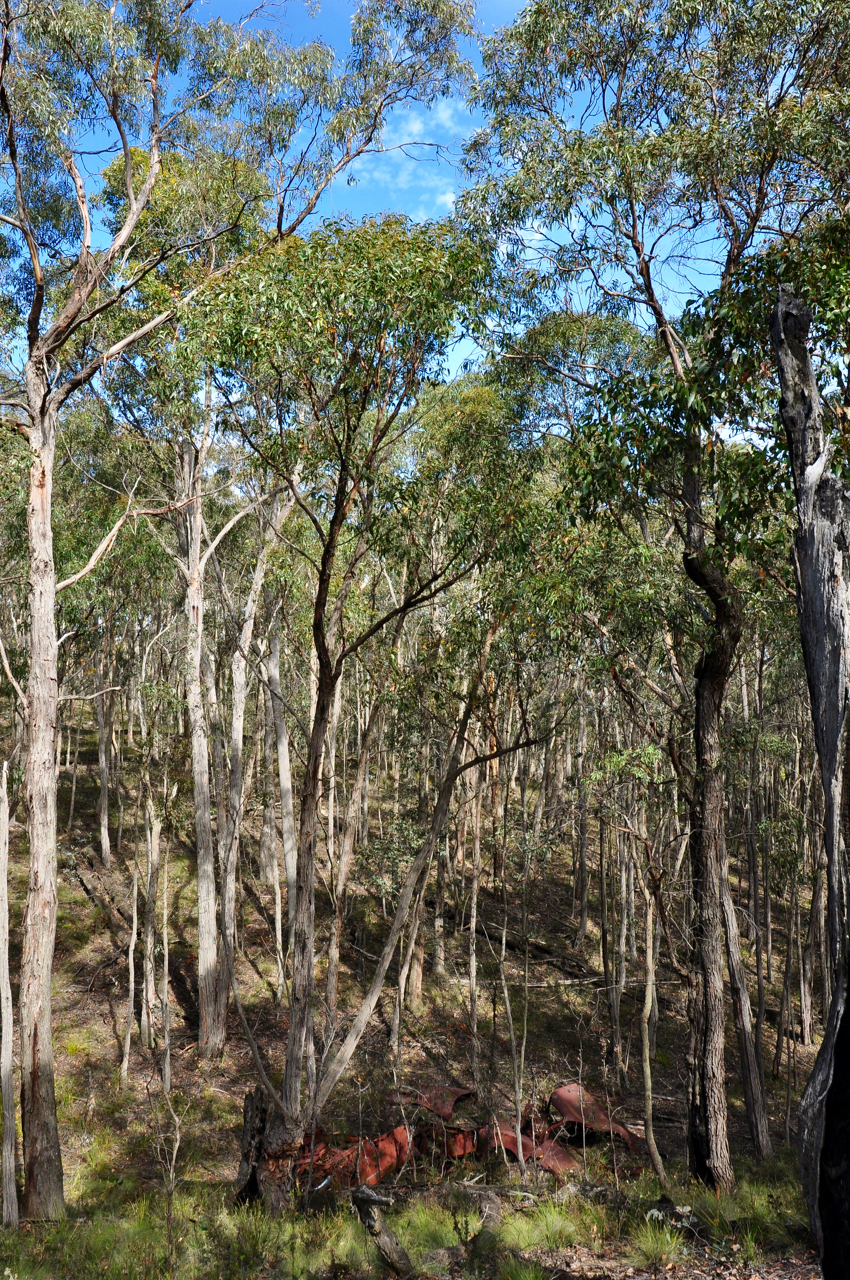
[{"xmin": 630, "ymin": 1216, "xmax": 684, "ymax": 1269}]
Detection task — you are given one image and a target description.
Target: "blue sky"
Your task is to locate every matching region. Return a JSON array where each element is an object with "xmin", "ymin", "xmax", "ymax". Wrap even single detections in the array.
[{"xmin": 200, "ymin": 0, "xmax": 524, "ymax": 226}]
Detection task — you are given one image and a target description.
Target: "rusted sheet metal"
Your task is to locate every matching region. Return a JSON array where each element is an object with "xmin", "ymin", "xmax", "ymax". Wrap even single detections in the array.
[
  {"xmin": 443, "ymin": 1128, "xmax": 477, "ymax": 1158},
  {"xmin": 480, "ymin": 1119, "xmax": 580, "ymax": 1180},
  {"xmin": 358, "ymin": 1124, "xmax": 415, "ymax": 1185},
  {"xmin": 283, "ymin": 1081, "xmax": 635, "ymax": 1192},
  {"xmin": 548, "ymin": 1084, "xmax": 636, "ymax": 1150},
  {"xmin": 480, "ymin": 1121, "xmax": 537, "ymax": 1163},
  {"xmin": 416, "ymin": 1123, "xmax": 479, "ymax": 1160},
  {"xmin": 389, "ymin": 1085, "xmax": 476, "ymax": 1120},
  {"xmin": 293, "ymin": 1123, "xmax": 415, "ymax": 1187},
  {"xmin": 536, "ymin": 1137, "xmax": 581, "ymax": 1175}
]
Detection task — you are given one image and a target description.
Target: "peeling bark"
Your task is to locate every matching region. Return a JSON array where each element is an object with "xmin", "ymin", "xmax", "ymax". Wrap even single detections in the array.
[{"xmin": 771, "ymin": 287, "xmax": 850, "ymax": 1274}]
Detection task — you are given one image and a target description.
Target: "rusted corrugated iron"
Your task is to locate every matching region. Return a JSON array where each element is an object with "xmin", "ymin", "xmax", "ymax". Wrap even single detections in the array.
[
  {"xmin": 548, "ymin": 1084, "xmax": 637, "ymax": 1150},
  {"xmin": 240, "ymin": 1080, "xmax": 639, "ymax": 1202}
]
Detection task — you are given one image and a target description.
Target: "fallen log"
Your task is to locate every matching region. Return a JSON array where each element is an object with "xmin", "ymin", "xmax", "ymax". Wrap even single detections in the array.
[{"xmin": 351, "ymin": 1185, "xmax": 415, "ymax": 1277}]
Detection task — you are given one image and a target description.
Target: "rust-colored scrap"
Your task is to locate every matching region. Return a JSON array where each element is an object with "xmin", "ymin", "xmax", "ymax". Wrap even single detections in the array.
[
  {"xmin": 276, "ymin": 1080, "xmax": 635, "ymax": 1194},
  {"xmin": 548, "ymin": 1084, "xmax": 636, "ymax": 1150},
  {"xmin": 389, "ymin": 1085, "xmax": 476, "ymax": 1121},
  {"xmin": 536, "ymin": 1136, "xmax": 581, "ymax": 1175}
]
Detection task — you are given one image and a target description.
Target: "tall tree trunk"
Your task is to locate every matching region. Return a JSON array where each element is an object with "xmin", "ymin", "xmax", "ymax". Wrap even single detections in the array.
[
  {"xmin": 325, "ymin": 676, "xmax": 343, "ymax": 876},
  {"xmin": 599, "ymin": 818, "xmax": 624, "ymax": 1084},
  {"xmin": 161, "ymin": 841, "xmax": 172, "ymax": 1096},
  {"xmin": 141, "ymin": 780, "xmax": 162, "ymax": 1051},
  {"xmin": 721, "ymin": 870, "xmax": 772, "ymax": 1158},
  {"xmin": 469, "ymin": 770, "xmax": 483, "ymax": 1095},
  {"xmin": 214, "ymin": 520, "xmax": 270, "ymax": 1045},
  {"xmin": 121, "ymin": 866, "xmax": 139, "ymax": 1085},
  {"xmin": 390, "ymin": 882, "xmax": 426, "ymax": 1055},
  {"xmin": 95, "ymin": 646, "xmax": 112, "ymax": 869},
  {"xmin": 682, "ymin": 556, "xmax": 741, "ymax": 1193},
  {"xmin": 576, "ymin": 693, "xmax": 589, "ymax": 943},
  {"xmin": 801, "ymin": 853, "xmax": 825, "ymax": 1047},
  {"xmin": 280, "ymin": 663, "xmax": 336, "ymax": 1139},
  {"xmin": 267, "ymin": 633, "xmax": 298, "ymax": 939},
  {"xmin": 261, "ymin": 683, "xmax": 285, "ymax": 1004},
  {"xmin": 326, "ymin": 698, "xmax": 382, "ymax": 1022},
  {"xmin": 315, "ymin": 619, "xmax": 500, "ymax": 1117},
  {"xmin": 614, "ymin": 828, "xmax": 628, "ymax": 1084},
  {"xmin": 259, "ymin": 683, "xmax": 278, "ymax": 887},
  {"xmin": 180, "ymin": 436, "xmax": 219, "ymax": 1060},
  {"xmin": 637, "ymin": 868, "xmax": 669, "ymax": 1190},
  {"xmin": 66, "ymin": 711, "xmax": 81, "ymax": 835},
  {"xmin": 20, "ymin": 387, "xmax": 64, "ymax": 1218},
  {"xmin": 773, "ymin": 885, "xmax": 797, "ymax": 1080},
  {"xmin": 0, "ymin": 762, "xmax": 19, "ymax": 1224},
  {"xmin": 771, "ymin": 289, "xmax": 850, "ymax": 1274},
  {"xmin": 531, "ymin": 738, "xmax": 550, "ymax": 843},
  {"xmin": 433, "ymin": 830, "xmax": 447, "ymax": 980}
]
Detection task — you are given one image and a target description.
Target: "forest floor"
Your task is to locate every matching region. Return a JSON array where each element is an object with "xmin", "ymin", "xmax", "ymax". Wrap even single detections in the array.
[{"xmin": 0, "ymin": 731, "xmax": 821, "ymax": 1279}]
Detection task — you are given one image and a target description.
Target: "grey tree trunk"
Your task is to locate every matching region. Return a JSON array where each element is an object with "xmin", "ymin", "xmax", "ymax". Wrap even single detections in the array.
[
  {"xmin": 721, "ymin": 867, "xmax": 772, "ymax": 1158},
  {"xmin": 141, "ymin": 782, "xmax": 161, "ymax": 1051},
  {"xmin": 638, "ymin": 875, "xmax": 669, "ymax": 1190},
  {"xmin": 95, "ymin": 648, "xmax": 112, "ymax": 869},
  {"xmin": 469, "ymin": 772, "xmax": 483, "ymax": 1094},
  {"xmin": 260, "ymin": 683, "xmax": 285, "ymax": 1004},
  {"xmin": 433, "ymin": 831, "xmax": 447, "ymax": 980},
  {"xmin": 325, "ymin": 698, "xmax": 381, "ymax": 1021},
  {"xmin": 180, "ymin": 437, "xmax": 219, "ymax": 1059},
  {"xmin": 121, "ymin": 867, "xmax": 139, "ymax": 1085},
  {"xmin": 325, "ymin": 675, "xmax": 343, "ymax": 873},
  {"xmin": 259, "ymin": 686, "xmax": 278, "ymax": 887},
  {"xmin": 266, "ymin": 633, "xmax": 298, "ymax": 938},
  {"xmin": 213, "ymin": 521, "xmax": 270, "ymax": 1044},
  {"xmin": 160, "ymin": 842, "xmax": 172, "ymax": 1096},
  {"xmin": 576, "ymin": 694, "xmax": 589, "ymax": 942},
  {"xmin": 0, "ymin": 761, "xmax": 19, "ymax": 1224},
  {"xmin": 390, "ymin": 882, "xmax": 426, "ymax": 1056},
  {"xmin": 771, "ymin": 288, "xmax": 850, "ymax": 1274},
  {"xmin": 20, "ymin": 387, "xmax": 65, "ymax": 1219},
  {"xmin": 800, "ymin": 854, "xmax": 825, "ymax": 1046}
]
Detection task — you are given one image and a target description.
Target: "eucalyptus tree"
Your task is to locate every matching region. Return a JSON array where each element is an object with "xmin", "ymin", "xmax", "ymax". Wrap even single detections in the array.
[
  {"xmin": 464, "ymin": 0, "xmax": 850, "ymax": 1188},
  {"xmin": 0, "ymin": 0, "xmax": 475, "ymax": 1217},
  {"xmin": 198, "ymin": 213, "xmax": 538, "ymax": 1148},
  {"xmin": 701, "ymin": 217, "xmax": 850, "ymax": 1270}
]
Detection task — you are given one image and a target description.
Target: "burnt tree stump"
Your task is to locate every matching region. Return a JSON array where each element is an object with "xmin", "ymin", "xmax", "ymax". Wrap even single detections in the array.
[{"xmin": 235, "ymin": 1088, "xmax": 293, "ymax": 1214}]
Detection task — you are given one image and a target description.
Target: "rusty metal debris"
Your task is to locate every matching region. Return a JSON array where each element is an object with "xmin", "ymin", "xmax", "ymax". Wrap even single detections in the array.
[
  {"xmin": 389, "ymin": 1085, "xmax": 476, "ymax": 1120},
  {"xmin": 282, "ymin": 1083, "xmax": 638, "ymax": 1191},
  {"xmin": 548, "ymin": 1084, "xmax": 636, "ymax": 1150}
]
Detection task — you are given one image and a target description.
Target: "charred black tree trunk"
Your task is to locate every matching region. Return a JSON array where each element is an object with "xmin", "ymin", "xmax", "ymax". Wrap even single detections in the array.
[{"xmin": 771, "ymin": 288, "xmax": 850, "ymax": 1275}]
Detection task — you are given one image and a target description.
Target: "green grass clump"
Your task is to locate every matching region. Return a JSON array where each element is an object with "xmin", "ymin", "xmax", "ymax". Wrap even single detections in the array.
[
  {"xmin": 200, "ymin": 1202, "xmax": 369, "ymax": 1278},
  {"xmin": 630, "ymin": 1215, "xmax": 684, "ymax": 1269},
  {"xmin": 688, "ymin": 1152, "xmax": 809, "ymax": 1256},
  {"xmin": 499, "ymin": 1258, "xmax": 545, "ymax": 1280},
  {"xmin": 397, "ymin": 1198, "xmax": 460, "ymax": 1259},
  {"xmin": 500, "ymin": 1201, "xmax": 576, "ymax": 1252}
]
